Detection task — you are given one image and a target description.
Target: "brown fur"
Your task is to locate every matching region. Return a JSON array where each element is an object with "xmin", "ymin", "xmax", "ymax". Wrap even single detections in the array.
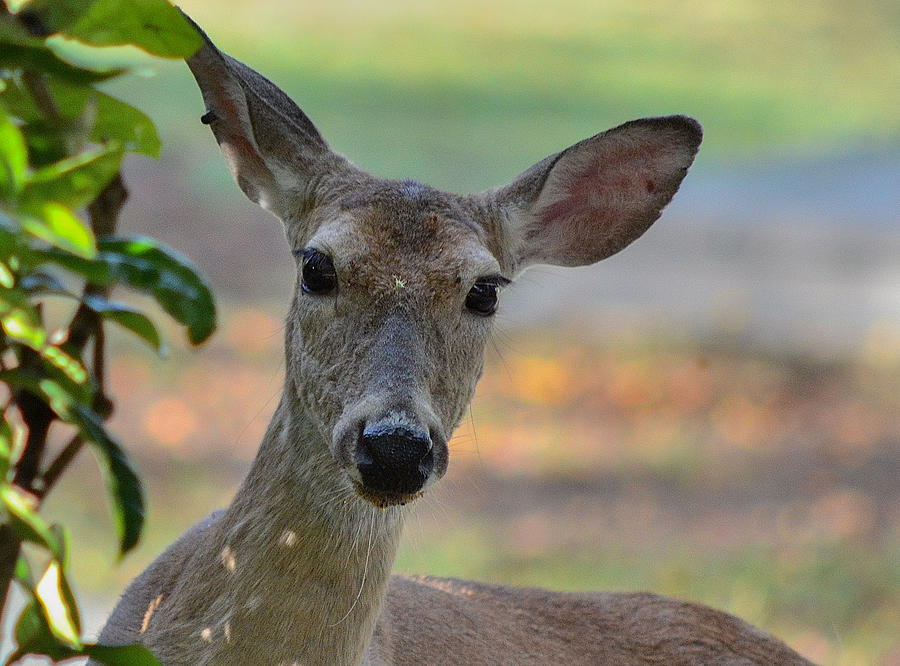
[
  {"xmin": 91, "ymin": 16, "xmax": 815, "ymax": 666},
  {"xmin": 376, "ymin": 577, "xmax": 811, "ymax": 665}
]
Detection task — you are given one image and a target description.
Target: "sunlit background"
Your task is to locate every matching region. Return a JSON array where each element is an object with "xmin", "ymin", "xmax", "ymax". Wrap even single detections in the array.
[{"xmin": 30, "ymin": 1, "xmax": 900, "ymax": 664}]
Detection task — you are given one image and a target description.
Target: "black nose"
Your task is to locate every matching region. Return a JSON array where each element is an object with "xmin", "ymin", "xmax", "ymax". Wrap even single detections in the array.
[{"xmin": 356, "ymin": 423, "xmax": 434, "ymax": 495}]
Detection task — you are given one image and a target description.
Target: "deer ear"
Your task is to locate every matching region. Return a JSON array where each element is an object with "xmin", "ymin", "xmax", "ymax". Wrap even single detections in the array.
[
  {"xmin": 490, "ymin": 116, "xmax": 702, "ymax": 272},
  {"xmin": 183, "ymin": 14, "xmax": 340, "ymax": 221}
]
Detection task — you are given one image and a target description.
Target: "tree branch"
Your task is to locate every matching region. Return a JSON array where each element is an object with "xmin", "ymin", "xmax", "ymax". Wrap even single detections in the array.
[
  {"xmin": 36, "ymin": 434, "xmax": 83, "ymax": 499},
  {"xmin": 66, "ymin": 174, "xmax": 127, "ymax": 353},
  {"xmin": 0, "ymin": 525, "xmax": 20, "ymax": 612}
]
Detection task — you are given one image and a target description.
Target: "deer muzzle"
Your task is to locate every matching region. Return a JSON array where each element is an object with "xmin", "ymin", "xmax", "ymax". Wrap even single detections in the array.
[
  {"xmin": 357, "ymin": 421, "xmax": 434, "ymax": 493},
  {"xmin": 334, "ymin": 406, "xmax": 447, "ymax": 508}
]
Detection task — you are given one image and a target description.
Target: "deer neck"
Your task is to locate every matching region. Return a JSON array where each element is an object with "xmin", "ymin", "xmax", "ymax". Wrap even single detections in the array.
[{"xmin": 175, "ymin": 396, "xmax": 404, "ymax": 665}]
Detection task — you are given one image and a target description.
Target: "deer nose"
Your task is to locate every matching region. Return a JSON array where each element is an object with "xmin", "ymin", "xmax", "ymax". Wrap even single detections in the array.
[{"xmin": 356, "ymin": 422, "xmax": 434, "ymax": 495}]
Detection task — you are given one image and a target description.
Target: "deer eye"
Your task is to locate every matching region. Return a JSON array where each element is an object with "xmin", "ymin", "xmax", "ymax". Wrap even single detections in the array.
[
  {"xmin": 299, "ymin": 248, "xmax": 337, "ymax": 295},
  {"xmin": 465, "ymin": 279, "xmax": 501, "ymax": 316}
]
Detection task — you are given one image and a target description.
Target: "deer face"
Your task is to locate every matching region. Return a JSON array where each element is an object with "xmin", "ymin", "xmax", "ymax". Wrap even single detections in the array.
[
  {"xmin": 185, "ymin": 22, "xmax": 701, "ymax": 508},
  {"xmin": 283, "ymin": 181, "xmax": 504, "ymax": 506}
]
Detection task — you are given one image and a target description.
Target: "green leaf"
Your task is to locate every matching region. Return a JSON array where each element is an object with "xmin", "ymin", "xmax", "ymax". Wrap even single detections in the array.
[
  {"xmin": 0, "ymin": 82, "xmax": 71, "ymax": 164},
  {"xmin": 49, "ymin": 524, "xmax": 70, "ymax": 568},
  {"xmin": 20, "ymin": 0, "xmax": 203, "ymax": 57},
  {"xmin": 14, "ymin": 553, "xmax": 34, "ymax": 588},
  {"xmin": 17, "ymin": 203, "xmax": 96, "ymax": 258},
  {"xmin": 1, "ymin": 370, "xmax": 63, "ymax": 414},
  {"xmin": 13, "ymin": 601, "xmax": 43, "ymax": 650},
  {"xmin": 35, "ymin": 561, "xmax": 81, "ymax": 646},
  {"xmin": 41, "ymin": 347, "xmax": 91, "ymax": 396},
  {"xmin": 0, "ymin": 288, "xmax": 91, "ymax": 388},
  {"xmin": 0, "ymin": 42, "xmax": 121, "ymax": 84},
  {"xmin": 1, "ymin": 364, "xmax": 89, "ymax": 418},
  {"xmin": 33, "ymin": 245, "xmax": 113, "ymax": 283},
  {"xmin": 36, "ymin": 236, "xmax": 217, "ymax": 344},
  {"xmin": 0, "ymin": 418, "xmax": 13, "ymax": 480},
  {"xmin": 0, "ymin": 113, "xmax": 28, "ymax": 199},
  {"xmin": 8, "ymin": 602, "xmax": 161, "ymax": 665},
  {"xmin": 0, "ymin": 316, "xmax": 91, "ymax": 389},
  {"xmin": 0, "ymin": 285, "xmax": 45, "ymax": 349},
  {"xmin": 0, "ymin": 77, "xmax": 161, "ymax": 157},
  {"xmin": 20, "ymin": 145, "xmax": 122, "ymax": 213},
  {"xmin": 0, "ymin": 484, "xmax": 63, "ymax": 560},
  {"xmin": 83, "ymin": 644, "xmax": 163, "ymax": 666},
  {"xmin": 69, "ymin": 402, "xmax": 144, "ymax": 554},
  {"xmin": 7, "ymin": 598, "xmax": 80, "ymax": 664},
  {"xmin": 0, "ymin": 423, "xmax": 10, "ymax": 480},
  {"xmin": 0, "ymin": 306, "xmax": 43, "ymax": 347},
  {"xmin": 18, "ymin": 274, "xmax": 167, "ymax": 355},
  {"xmin": 0, "ymin": 367, "xmax": 90, "ymax": 425},
  {"xmin": 99, "ymin": 235, "xmax": 216, "ymax": 344},
  {"xmin": 13, "ymin": 269, "xmax": 171, "ymax": 363},
  {"xmin": 0, "ymin": 260, "xmax": 15, "ymax": 287},
  {"xmin": 18, "ymin": 119, "xmax": 71, "ymax": 170},
  {"xmin": 82, "ymin": 294, "xmax": 164, "ymax": 352},
  {"xmin": 13, "ymin": 600, "xmax": 44, "ymax": 650},
  {"xmin": 17, "ymin": 270, "xmax": 69, "ymax": 295},
  {"xmin": 10, "ymin": 601, "xmax": 50, "ymax": 662},
  {"xmin": 0, "ymin": 372, "xmax": 145, "ymax": 554},
  {"xmin": 79, "ymin": 88, "xmax": 160, "ymax": 157}
]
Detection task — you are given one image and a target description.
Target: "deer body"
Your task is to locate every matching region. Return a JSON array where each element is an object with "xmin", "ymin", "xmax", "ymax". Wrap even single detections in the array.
[{"xmin": 94, "ymin": 17, "xmax": 814, "ymax": 665}]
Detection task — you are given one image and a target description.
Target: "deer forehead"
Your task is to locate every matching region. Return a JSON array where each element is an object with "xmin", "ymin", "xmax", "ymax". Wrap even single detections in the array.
[{"xmin": 306, "ymin": 184, "xmax": 500, "ymax": 300}]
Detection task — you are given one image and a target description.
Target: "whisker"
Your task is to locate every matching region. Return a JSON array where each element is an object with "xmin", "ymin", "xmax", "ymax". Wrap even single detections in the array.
[{"xmin": 328, "ymin": 513, "xmax": 375, "ymax": 627}]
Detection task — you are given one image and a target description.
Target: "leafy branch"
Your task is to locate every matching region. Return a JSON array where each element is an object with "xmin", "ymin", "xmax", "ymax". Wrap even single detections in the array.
[{"xmin": 0, "ymin": 0, "xmax": 208, "ymax": 662}]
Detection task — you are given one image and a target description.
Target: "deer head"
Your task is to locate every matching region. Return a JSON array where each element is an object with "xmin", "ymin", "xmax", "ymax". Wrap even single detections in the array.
[{"xmin": 185, "ymin": 25, "xmax": 701, "ymax": 510}]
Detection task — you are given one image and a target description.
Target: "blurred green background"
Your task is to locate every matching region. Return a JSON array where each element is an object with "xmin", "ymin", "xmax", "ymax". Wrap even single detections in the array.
[{"xmin": 32, "ymin": 1, "xmax": 900, "ymax": 664}]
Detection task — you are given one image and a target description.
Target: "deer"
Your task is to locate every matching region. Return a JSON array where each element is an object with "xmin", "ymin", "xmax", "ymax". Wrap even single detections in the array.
[{"xmin": 91, "ymin": 16, "xmax": 815, "ymax": 666}]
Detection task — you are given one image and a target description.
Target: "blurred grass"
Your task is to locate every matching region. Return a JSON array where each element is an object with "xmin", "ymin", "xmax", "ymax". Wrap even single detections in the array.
[
  {"xmin": 187, "ymin": 0, "xmax": 900, "ymax": 143},
  {"xmin": 101, "ymin": 0, "xmax": 900, "ymax": 194}
]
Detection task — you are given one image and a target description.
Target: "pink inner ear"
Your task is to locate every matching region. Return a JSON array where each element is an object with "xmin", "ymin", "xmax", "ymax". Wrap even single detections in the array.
[{"xmin": 529, "ymin": 131, "xmax": 686, "ymax": 267}]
